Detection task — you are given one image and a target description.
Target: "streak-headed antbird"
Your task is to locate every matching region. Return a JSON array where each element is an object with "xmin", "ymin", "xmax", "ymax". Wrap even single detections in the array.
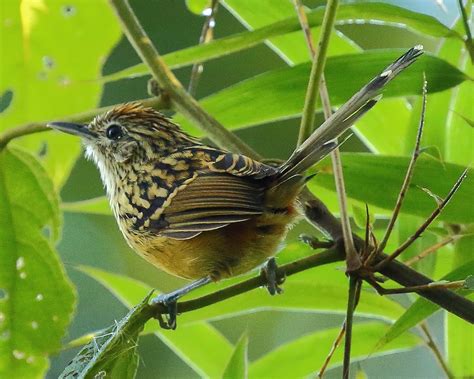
[{"xmin": 49, "ymin": 46, "xmax": 424, "ymax": 329}]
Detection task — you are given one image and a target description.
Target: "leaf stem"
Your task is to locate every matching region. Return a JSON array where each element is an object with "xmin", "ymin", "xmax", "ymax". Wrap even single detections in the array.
[
  {"xmin": 420, "ymin": 323, "xmax": 454, "ymax": 379},
  {"xmin": 0, "ymin": 124, "xmax": 48, "ymax": 150},
  {"xmin": 108, "ymin": 0, "xmax": 259, "ymax": 158},
  {"xmin": 370, "ymin": 279, "xmax": 466, "ymax": 295},
  {"xmin": 317, "ymin": 320, "xmax": 346, "ymax": 378},
  {"xmin": 405, "ymin": 235, "xmax": 459, "ymax": 266},
  {"xmin": 188, "ymin": 0, "xmax": 219, "ymax": 96}
]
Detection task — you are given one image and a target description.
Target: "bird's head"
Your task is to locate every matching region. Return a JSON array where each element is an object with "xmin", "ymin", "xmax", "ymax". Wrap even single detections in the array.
[{"xmin": 48, "ymin": 103, "xmax": 196, "ymax": 167}]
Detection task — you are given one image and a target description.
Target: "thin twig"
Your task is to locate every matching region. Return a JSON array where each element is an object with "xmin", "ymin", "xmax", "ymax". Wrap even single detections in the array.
[
  {"xmin": 372, "ymin": 79, "xmax": 428, "ymax": 260},
  {"xmin": 0, "ymin": 96, "xmax": 166, "ymax": 150},
  {"xmin": 188, "ymin": 0, "xmax": 219, "ymax": 96},
  {"xmin": 368, "ymin": 278, "xmax": 466, "ymax": 295},
  {"xmin": 457, "ymin": 0, "xmax": 474, "ymax": 62},
  {"xmin": 292, "ymin": 0, "xmax": 317, "ymax": 58},
  {"xmin": 342, "ymin": 276, "xmax": 361, "ymax": 379},
  {"xmin": 296, "ymin": 0, "xmax": 339, "ymax": 145},
  {"xmin": 318, "ymin": 321, "xmax": 346, "ymax": 378},
  {"xmin": 293, "ymin": 0, "xmax": 358, "ymax": 269},
  {"xmin": 374, "ymin": 168, "xmax": 469, "ymax": 271},
  {"xmin": 405, "ymin": 235, "xmax": 459, "ymax": 266},
  {"xmin": 420, "ymin": 323, "xmax": 455, "ymax": 379},
  {"xmin": 303, "ymin": 196, "xmax": 474, "ymax": 323},
  {"xmin": 0, "ymin": 124, "xmax": 48, "ymax": 150},
  {"xmin": 362, "ymin": 204, "xmax": 371, "ymax": 261},
  {"xmin": 332, "ymin": 148, "xmax": 360, "ymax": 270},
  {"xmin": 108, "ymin": 0, "xmax": 259, "ymax": 158}
]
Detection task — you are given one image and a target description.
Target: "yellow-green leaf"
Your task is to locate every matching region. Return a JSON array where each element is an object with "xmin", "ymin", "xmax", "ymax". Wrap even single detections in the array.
[
  {"xmin": 0, "ymin": 0, "xmax": 121, "ymax": 188},
  {"xmin": 0, "ymin": 147, "xmax": 76, "ymax": 379}
]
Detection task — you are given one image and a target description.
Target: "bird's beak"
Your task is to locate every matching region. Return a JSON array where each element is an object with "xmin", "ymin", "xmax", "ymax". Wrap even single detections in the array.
[{"xmin": 47, "ymin": 121, "xmax": 97, "ymax": 139}]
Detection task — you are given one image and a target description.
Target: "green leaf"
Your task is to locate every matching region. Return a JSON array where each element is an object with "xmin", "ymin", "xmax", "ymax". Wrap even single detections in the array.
[
  {"xmin": 223, "ymin": 0, "xmax": 357, "ymax": 65},
  {"xmin": 404, "ymin": 16, "xmax": 469, "ymax": 163},
  {"xmin": 453, "ymin": 111, "xmax": 474, "ymax": 128},
  {"xmin": 59, "ymin": 294, "xmax": 152, "ymax": 379},
  {"xmin": 446, "ymin": 53, "xmax": 474, "ymax": 165},
  {"xmin": 397, "ymin": 214, "xmax": 437, "ymax": 277},
  {"xmin": 79, "ymin": 266, "xmax": 233, "ymax": 378},
  {"xmin": 222, "ymin": 333, "xmax": 248, "ymax": 379},
  {"xmin": 248, "ymin": 322, "xmax": 421, "ymax": 378},
  {"xmin": 224, "ymin": 0, "xmax": 459, "ymax": 41},
  {"xmin": 103, "ymin": 2, "xmax": 459, "ymax": 82},
  {"xmin": 377, "ymin": 260, "xmax": 474, "ymax": 348},
  {"xmin": 356, "ymin": 367, "xmax": 369, "ymax": 379},
  {"xmin": 311, "ymin": 154, "xmax": 473, "ymax": 224},
  {"xmin": 0, "ymin": 147, "xmax": 76, "ymax": 379},
  {"xmin": 352, "ymin": 98, "xmax": 411, "ymax": 155},
  {"xmin": 185, "ymin": 0, "xmax": 212, "ymax": 15},
  {"xmin": 352, "ymin": 204, "xmax": 374, "ymax": 230},
  {"xmin": 62, "ymin": 196, "xmax": 111, "ymax": 216},
  {"xmin": 173, "ymin": 51, "xmax": 468, "ymax": 135},
  {"xmin": 0, "ymin": 0, "xmax": 121, "ymax": 188},
  {"xmin": 447, "ymin": 313, "xmax": 474, "ymax": 378}
]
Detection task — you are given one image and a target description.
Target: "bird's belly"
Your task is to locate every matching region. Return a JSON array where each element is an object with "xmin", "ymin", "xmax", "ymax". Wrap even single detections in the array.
[{"xmin": 127, "ymin": 209, "xmax": 300, "ymax": 281}]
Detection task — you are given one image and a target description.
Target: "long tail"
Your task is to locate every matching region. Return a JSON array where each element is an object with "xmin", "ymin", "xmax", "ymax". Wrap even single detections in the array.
[{"xmin": 277, "ymin": 45, "xmax": 424, "ymax": 181}]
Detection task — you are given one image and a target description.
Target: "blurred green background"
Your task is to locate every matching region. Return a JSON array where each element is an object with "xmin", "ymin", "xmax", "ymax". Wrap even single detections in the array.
[{"xmin": 46, "ymin": 0, "xmax": 465, "ymax": 378}]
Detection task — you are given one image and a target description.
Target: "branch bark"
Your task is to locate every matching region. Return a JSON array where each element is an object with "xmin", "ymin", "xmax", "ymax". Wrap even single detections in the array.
[{"xmin": 304, "ymin": 199, "xmax": 474, "ymax": 323}]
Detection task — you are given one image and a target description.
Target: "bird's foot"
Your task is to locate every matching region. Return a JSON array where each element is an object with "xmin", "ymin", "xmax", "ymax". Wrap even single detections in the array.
[
  {"xmin": 261, "ymin": 258, "xmax": 285, "ymax": 295},
  {"xmin": 299, "ymin": 234, "xmax": 334, "ymax": 250},
  {"xmin": 151, "ymin": 276, "xmax": 212, "ymax": 330},
  {"xmin": 147, "ymin": 78, "xmax": 161, "ymax": 97},
  {"xmin": 151, "ymin": 293, "xmax": 179, "ymax": 330}
]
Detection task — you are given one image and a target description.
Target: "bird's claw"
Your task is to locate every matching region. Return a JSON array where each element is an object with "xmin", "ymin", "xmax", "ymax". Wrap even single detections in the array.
[
  {"xmin": 152, "ymin": 294, "xmax": 178, "ymax": 330},
  {"xmin": 262, "ymin": 258, "xmax": 285, "ymax": 295},
  {"xmin": 299, "ymin": 234, "xmax": 334, "ymax": 250},
  {"xmin": 147, "ymin": 78, "xmax": 161, "ymax": 97}
]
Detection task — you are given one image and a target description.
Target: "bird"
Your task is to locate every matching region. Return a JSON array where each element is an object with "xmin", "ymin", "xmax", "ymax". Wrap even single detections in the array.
[{"xmin": 49, "ymin": 46, "xmax": 423, "ymax": 329}]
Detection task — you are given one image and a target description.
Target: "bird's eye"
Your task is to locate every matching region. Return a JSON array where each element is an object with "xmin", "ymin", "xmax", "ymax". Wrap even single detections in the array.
[{"xmin": 106, "ymin": 124, "xmax": 123, "ymax": 140}]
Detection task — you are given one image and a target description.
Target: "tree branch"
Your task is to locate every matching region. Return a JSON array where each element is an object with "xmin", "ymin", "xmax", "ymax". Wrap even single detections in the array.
[
  {"xmin": 304, "ymin": 199, "xmax": 474, "ymax": 323},
  {"xmin": 145, "ymin": 246, "xmax": 344, "ymax": 316}
]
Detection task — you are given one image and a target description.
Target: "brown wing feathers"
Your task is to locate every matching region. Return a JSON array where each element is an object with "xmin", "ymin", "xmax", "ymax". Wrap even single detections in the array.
[{"xmin": 160, "ymin": 172, "xmax": 265, "ymax": 239}]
